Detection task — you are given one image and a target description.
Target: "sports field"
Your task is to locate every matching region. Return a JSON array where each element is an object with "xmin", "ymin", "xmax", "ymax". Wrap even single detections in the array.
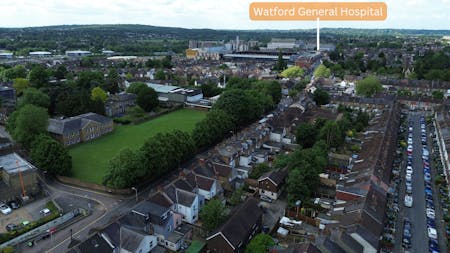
[{"xmin": 69, "ymin": 109, "xmax": 206, "ymax": 184}]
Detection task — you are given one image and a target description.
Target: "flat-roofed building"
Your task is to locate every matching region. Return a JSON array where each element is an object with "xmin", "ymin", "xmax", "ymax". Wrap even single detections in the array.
[
  {"xmin": 65, "ymin": 50, "xmax": 92, "ymax": 57},
  {"xmin": 0, "ymin": 153, "xmax": 39, "ymax": 202},
  {"xmin": 29, "ymin": 51, "xmax": 52, "ymax": 57}
]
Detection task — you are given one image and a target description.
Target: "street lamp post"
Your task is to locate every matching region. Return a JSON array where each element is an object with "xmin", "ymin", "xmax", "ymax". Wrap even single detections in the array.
[{"xmin": 131, "ymin": 187, "xmax": 138, "ymax": 202}]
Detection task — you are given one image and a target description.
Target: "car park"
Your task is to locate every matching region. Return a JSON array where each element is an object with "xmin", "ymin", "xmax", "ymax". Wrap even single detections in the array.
[
  {"xmin": 403, "ymin": 219, "xmax": 412, "ymax": 248},
  {"xmin": 0, "ymin": 204, "xmax": 12, "ymax": 215},
  {"xmin": 408, "ymin": 138, "xmax": 413, "ymax": 144},
  {"xmin": 407, "ymin": 145, "xmax": 413, "ymax": 153},
  {"xmin": 425, "ymin": 173, "xmax": 432, "ymax": 182}
]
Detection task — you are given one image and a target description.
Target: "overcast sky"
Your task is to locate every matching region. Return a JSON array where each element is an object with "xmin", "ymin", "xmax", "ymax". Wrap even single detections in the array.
[{"xmin": 0, "ymin": 0, "xmax": 449, "ymax": 30}]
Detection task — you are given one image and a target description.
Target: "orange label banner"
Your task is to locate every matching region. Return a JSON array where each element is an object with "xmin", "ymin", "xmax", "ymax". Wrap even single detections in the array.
[{"xmin": 249, "ymin": 2, "xmax": 387, "ymax": 21}]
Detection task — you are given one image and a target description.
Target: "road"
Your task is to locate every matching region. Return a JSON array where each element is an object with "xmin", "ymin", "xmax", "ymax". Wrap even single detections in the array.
[{"xmin": 403, "ymin": 113, "xmax": 427, "ymax": 253}]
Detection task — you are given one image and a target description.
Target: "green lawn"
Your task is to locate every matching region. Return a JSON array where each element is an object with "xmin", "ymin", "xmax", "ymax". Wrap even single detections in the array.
[{"xmin": 69, "ymin": 109, "xmax": 206, "ymax": 184}]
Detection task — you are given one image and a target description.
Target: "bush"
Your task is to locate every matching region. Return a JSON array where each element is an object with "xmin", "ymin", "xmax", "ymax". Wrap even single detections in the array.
[{"xmin": 113, "ymin": 117, "xmax": 131, "ymax": 124}]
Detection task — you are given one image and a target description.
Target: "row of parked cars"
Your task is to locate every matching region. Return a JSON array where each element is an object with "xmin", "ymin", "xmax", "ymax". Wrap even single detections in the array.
[
  {"xmin": 420, "ymin": 117, "xmax": 440, "ymax": 253},
  {"xmin": 0, "ymin": 199, "xmax": 21, "ymax": 215}
]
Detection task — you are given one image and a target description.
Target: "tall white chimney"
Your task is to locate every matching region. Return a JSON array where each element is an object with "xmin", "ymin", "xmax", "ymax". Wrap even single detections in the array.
[{"xmin": 316, "ymin": 18, "xmax": 320, "ymax": 52}]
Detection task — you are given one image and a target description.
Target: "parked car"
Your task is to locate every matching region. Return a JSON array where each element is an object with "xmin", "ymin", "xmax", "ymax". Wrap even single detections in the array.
[
  {"xmin": 404, "ymin": 195, "xmax": 413, "ymax": 207},
  {"xmin": 406, "ymin": 166, "xmax": 413, "ymax": 175},
  {"xmin": 0, "ymin": 204, "xmax": 12, "ymax": 215},
  {"xmin": 426, "ymin": 208, "xmax": 436, "ymax": 219},
  {"xmin": 40, "ymin": 208, "xmax": 51, "ymax": 216},
  {"xmin": 428, "ymin": 227, "xmax": 438, "ymax": 240},
  {"xmin": 5, "ymin": 223, "xmax": 17, "ymax": 232},
  {"xmin": 429, "ymin": 239, "xmax": 440, "ymax": 253},
  {"xmin": 7, "ymin": 200, "xmax": 20, "ymax": 210}
]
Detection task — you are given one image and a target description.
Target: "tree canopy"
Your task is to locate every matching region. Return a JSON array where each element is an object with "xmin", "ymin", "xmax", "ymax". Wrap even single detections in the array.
[
  {"xmin": 7, "ymin": 104, "xmax": 49, "ymax": 148},
  {"xmin": 91, "ymin": 87, "xmax": 108, "ymax": 102},
  {"xmin": 245, "ymin": 233, "xmax": 275, "ymax": 253},
  {"xmin": 30, "ymin": 134, "xmax": 72, "ymax": 175},
  {"xmin": 355, "ymin": 76, "xmax": 383, "ymax": 97},
  {"xmin": 29, "ymin": 65, "xmax": 49, "ymax": 88},
  {"xmin": 280, "ymin": 66, "xmax": 304, "ymax": 78},
  {"xmin": 18, "ymin": 87, "xmax": 50, "ymax": 109},
  {"xmin": 12, "ymin": 78, "xmax": 30, "ymax": 96},
  {"xmin": 136, "ymin": 86, "xmax": 158, "ymax": 112},
  {"xmin": 314, "ymin": 64, "xmax": 331, "ymax": 78},
  {"xmin": 313, "ymin": 88, "xmax": 330, "ymax": 105},
  {"xmin": 200, "ymin": 199, "xmax": 227, "ymax": 232}
]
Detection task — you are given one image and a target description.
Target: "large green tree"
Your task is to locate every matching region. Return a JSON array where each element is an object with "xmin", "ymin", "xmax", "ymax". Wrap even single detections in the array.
[
  {"xmin": 136, "ymin": 86, "xmax": 158, "ymax": 112},
  {"xmin": 314, "ymin": 64, "xmax": 331, "ymax": 78},
  {"xmin": 103, "ymin": 148, "xmax": 146, "ymax": 188},
  {"xmin": 213, "ymin": 89, "xmax": 256, "ymax": 126},
  {"xmin": 313, "ymin": 88, "xmax": 330, "ymax": 105},
  {"xmin": 7, "ymin": 104, "xmax": 48, "ymax": 148},
  {"xmin": 280, "ymin": 66, "xmax": 304, "ymax": 78},
  {"xmin": 30, "ymin": 134, "xmax": 72, "ymax": 175},
  {"xmin": 245, "ymin": 233, "xmax": 275, "ymax": 253},
  {"xmin": 127, "ymin": 82, "xmax": 148, "ymax": 94},
  {"xmin": 355, "ymin": 76, "xmax": 383, "ymax": 97},
  {"xmin": 18, "ymin": 88, "xmax": 50, "ymax": 109},
  {"xmin": 200, "ymin": 199, "xmax": 227, "ymax": 232},
  {"xmin": 29, "ymin": 65, "xmax": 49, "ymax": 88},
  {"xmin": 192, "ymin": 109, "xmax": 234, "ymax": 148},
  {"xmin": 91, "ymin": 87, "xmax": 108, "ymax": 102},
  {"xmin": 296, "ymin": 122, "xmax": 318, "ymax": 149},
  {"xmin": 12, "ymin": 78, "xmax": 30, "ymax": 96}
]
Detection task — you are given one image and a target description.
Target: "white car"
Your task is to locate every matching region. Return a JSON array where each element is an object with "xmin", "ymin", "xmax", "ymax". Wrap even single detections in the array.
[
  {"xmin": 407, "ymin": 145, "xmax": 413, "ymax": 151},
  {"xmin": 408, "ymin": 138, "xmax": 413, "ymax": 145},
  {"xmin": 405, "ymin": 173, "xmax": 412, "ymax": 181},
  {"xmin": 406, "ymin": 166, "xmax": 413, "ymax": 175},
  {"xmin": 0, "ymin": 204, "xmax": 12, "ymax": 215},
  {"xmin": 404, "ymin": 195, "xmax": 413, "ymax": 207},
  {"xmin": 428, "ymin": 227, "xmax": 438, "ymax": 240},
  {"xmin": 426, "ymin": 208, "xmax": 436, "ymax": 219}
]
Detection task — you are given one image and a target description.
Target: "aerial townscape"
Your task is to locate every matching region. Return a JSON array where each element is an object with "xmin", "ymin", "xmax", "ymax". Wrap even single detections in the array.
[{"xmin": 0, "ymin": 1, "xmax": 449, "ymax": 253}]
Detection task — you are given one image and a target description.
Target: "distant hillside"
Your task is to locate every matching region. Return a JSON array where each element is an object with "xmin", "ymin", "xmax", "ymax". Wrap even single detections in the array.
[{"xmin": 0, "ymin": 24, "xmax": 448, "ymax": 56}]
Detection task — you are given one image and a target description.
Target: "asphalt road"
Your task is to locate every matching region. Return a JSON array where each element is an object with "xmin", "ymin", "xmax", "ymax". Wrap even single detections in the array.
[{"xmin": 402, "ymin": 113, "xmax": 427, "ymax": 253}]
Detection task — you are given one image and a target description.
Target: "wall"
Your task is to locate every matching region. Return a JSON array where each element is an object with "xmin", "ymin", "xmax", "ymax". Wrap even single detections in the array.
[{"xmin": 56, "ymin": 175, "xmax": 131, "ymax": 195}]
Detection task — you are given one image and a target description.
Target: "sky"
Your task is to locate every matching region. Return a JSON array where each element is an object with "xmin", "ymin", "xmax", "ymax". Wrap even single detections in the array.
[{"xmin": 0, "ymin": 0, "xmax": 449, "ymax": 30}]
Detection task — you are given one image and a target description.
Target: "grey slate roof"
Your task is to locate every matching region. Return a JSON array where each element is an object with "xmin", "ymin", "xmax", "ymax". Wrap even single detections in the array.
[
  {"xmin": 176, "ymin": 190, "xmax": 196, "ymax": 207},
  {"xmin": 208, "ymin": 197, "xmax": 262, "ymax": 249},
  {"xmin": 47, "ymin": 112, "xmax": 112, "ymax": 135},
  {"xmin": 120, "ymin": 227, "xmax": 146, "ymax": 252},
  {"xmin": 258, "ymin": 169, "xmax": 288, "ymax": 186},
  {"xmin": 76, "ymin": 234, "xmax": 114, "ymax": 253}
]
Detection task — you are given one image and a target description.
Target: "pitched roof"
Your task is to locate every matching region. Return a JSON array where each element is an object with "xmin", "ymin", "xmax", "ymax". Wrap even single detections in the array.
[
  {"xmin": 258, "ymin": 169, "xmax": 288, "ymax": 186},
  {"xmin": 176, "ymin": 189, "xmax": 197, "ymax": 207},
  {"xmin": 47, "ymin": 112, "xmax": 112, "ymax": 135},
  {"xmin": 76, "ymin": 234, "xmax": 115, "ymax": 253},
  {"xmin": 207, "ymin": 197, "xmax": 262, "ymax": 249},
  {"xmin": 149, "ymin": 192, "xmax": 173, "ymax": 208},
  {"xmin": 212, "ymin": 162, "xmax": 232, "ymax": 177},
  {"xmin": 120, "ymin": 227, "xmax": 146, "ymax": 252},
  {"xmin": 173, "ymin": 178, "xmax": 195, "ymax": 192}
]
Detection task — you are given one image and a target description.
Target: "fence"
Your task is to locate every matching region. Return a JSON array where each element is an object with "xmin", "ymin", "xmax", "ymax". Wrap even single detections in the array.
[{"xmin": 0, "ymin": 208, "xmax": 86, "ymax": 249}]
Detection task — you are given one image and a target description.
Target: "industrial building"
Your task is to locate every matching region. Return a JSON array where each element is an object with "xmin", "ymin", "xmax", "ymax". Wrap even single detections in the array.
[
  {"xmin": 29, "ymin": 51, "xmax": 52, "ymax": 57},
  {"xmin": 146, "ymin": 83, "xmax": 203, "ymax": 104},
  {"xmin": 65, "ymin": 50, "xmax": 92, "ymax": 57}
]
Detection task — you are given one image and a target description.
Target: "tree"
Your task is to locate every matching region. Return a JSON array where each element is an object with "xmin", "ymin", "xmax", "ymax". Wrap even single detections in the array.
[
  {"xmin": 201, "ymin": 81, "xmax": 223, "ymax": 97},
  {"xmin": 200, "ymin": 199, "xmax": 227, "ymax": 232},
  {"xmin": 29, "ymin": 65, "xmax": 49, "ymax": 88},
  {"xmin": 7, "ymin": 104, "xmax": 48, "ymax": 148},
  {"xmin": 30, "ymin": 134, "xmax": 72, "ymax": 175},
  {"xmin": 12, "ymin": 78, "xmax": 30, "ymax": 96},
  {"xmin": 245, "ymin": 233, "xmax": 275, "ymax": 253},
  {"xmin": 103, "ymin": 69, "xmax": 120, "ymax": 94},
  {"xmin": 355, "ymin": 76, "xmax": 383, "ymax": 97},
  {"xmin": 136, "ymin": 86, "xmax": 158, "ymax": 112},
  {"xmin": 192, "ymin": 109, "xmax": 234, "ymax": 148},
  {"xmin": 313, "ymin": 88, "xmax": 330, "ymax": 105},
  {"xmin": 314, "ymin": 64, "xmax": 331, "ymax": 78},
  {"xmin": 280, "ymin": 66, "xmax": 304, "ymax": 78},
  {"xmin": 213, "ymin": 89, "xmax": 255, "ymax": 126},
  {"xmin": 155, "ymin": 69, "xmax": 166, "ymax": 80},
  {"xmin": 318, "ymin": 120, "xmax": 343, "ymax": 148},
  {"xmin": 103, "ymin": 148, "xmax": 145, "ymax": 188},
  {"xmin": 296, "ymin": 122, "xmax": 318, "ymax": 148},
  {"xmin": 18, "ymin": 88, "xmax": 50, "ymax": 109},
  {"xmin": 287, "ymin": 168, "xmax": 309, "ymax": 204},
  {"xmin": 91, "ymin": 87, "xmax": 108, "ymax": 102},
  {"xmin": 1, "ymin": 65, "xmax": 27, "ymax": 81},
  {"xmin": 274, "ymin": 50, "xmax": 287, "ymax": 71},
  {"xmin": 53, "ymin": 65, "xmax": 68, "ymax": 80},
  {"xmin": 229, "ymin": 186, "xmax": 244, "ymax": 206},
  {"xmin": 77, "ymin": 71, "xmax": 104, "ymax": 89},
  {"xmin": 249, "ymin": 163, "xmax": 271, "ymax": 179},
  {"xmin": 432, "ymin": 90, "xmax": 444, "ymax": 99},
  {"xmin": 127, "ymin": 82, "xmax": 148, "ymax": 94}
]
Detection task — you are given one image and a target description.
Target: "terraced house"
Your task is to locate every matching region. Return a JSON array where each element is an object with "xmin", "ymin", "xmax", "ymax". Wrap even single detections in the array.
[{"xmin": 47, "ymin": 112, "xmax": 113, "ymax": 146}]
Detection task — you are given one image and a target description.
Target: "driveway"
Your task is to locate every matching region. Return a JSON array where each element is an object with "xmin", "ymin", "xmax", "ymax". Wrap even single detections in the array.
[{"xmin": 260, "ymin": 198, "xmax": 287, "ymax": 230}]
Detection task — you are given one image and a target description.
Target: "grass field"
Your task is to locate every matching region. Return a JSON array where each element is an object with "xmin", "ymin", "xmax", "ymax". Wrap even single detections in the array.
[{"xmin": 69, "ymin": 109, "xmax": 206, "ymax": 184}]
